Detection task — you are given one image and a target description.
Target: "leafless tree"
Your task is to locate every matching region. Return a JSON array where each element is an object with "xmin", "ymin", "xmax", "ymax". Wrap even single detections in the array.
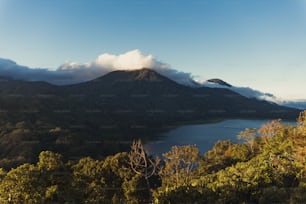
[{"xmin": 128, "ymin": 139, "xmax": 160, "ymax": 200}]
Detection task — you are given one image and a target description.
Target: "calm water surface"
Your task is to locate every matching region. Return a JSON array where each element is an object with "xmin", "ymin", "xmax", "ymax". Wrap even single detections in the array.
[{"xmin": 144, "ymin": 119, "xmax": 295, "ymax": 155}]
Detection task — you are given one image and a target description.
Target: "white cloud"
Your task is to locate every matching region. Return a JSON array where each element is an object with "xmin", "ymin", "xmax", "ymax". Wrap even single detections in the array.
[
  {"xmin": 95, "ymin": 50, "xmax": 157, "ymax": 69},
  {"xmin": 0, "ymin": 49, "xmax": 195, "ymax": 86},
  {"xmin": 58, "ymin": 49, "xmax": 168, "ymax": 71},
  {"xmin": 55, "ymin": 49, "xmax": 195, "ymax": 86}
]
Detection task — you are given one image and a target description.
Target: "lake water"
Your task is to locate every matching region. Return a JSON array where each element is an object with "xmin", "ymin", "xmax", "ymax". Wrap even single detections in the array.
[{"xmin": 144, "ymin": 119, "xmax": 296, "ymax": 155}]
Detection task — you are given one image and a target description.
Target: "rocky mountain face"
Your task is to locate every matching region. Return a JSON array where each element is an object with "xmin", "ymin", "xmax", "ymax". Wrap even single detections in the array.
[{"xmin": 207, "ymin": 78, "xmax": 232, "ymax": 87}]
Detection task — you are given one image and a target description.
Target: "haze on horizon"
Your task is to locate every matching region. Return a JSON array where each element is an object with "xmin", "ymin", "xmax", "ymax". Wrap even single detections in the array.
[{"xmin": 0, "ymin": 0, "xmax": 306, "ymax": 100}]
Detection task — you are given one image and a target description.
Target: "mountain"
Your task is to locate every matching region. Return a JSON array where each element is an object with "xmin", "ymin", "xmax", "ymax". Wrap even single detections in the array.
[
  {"xmin": 0, "ymin": 68, "xmax": 299, "ymax": 126},
  {"xmin": 202, "ymin": 78, "xmax": 306, "ymax": 110},
  {"xmin": 207, "ymin": 78, "xmax": 232, "ymax": 87},
  {"xmin": 0, "ymin": 68, "xmax": 300, "ymax": 167},
  {"xmin": 201, "ymin": 79, "xmax": 286, "ymax": 105},
  {"xmin": 280, "ymin": 101, "xmax": 306, "ymax": 110}
]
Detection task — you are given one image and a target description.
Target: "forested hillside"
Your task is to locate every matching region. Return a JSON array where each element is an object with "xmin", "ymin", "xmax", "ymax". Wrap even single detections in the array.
[{"xmin": 0, "ymin": 111, "xmax": 305, "ymax": 203}]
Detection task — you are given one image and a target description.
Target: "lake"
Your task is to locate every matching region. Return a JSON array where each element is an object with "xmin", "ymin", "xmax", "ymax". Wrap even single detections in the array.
[{"xmin": 144, "ymin": 119, "xmax": 296, "ymax": 155}]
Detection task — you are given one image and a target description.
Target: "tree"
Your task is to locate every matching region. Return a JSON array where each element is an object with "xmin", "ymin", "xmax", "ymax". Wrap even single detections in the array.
[
  {"xmin": 102, "ymin": 152, "xmax": 133, "ymax": 203},
  {"xmin": 37, "ymin": 151, "xmax": 76, "ymax": 203},
  {"xmin": 258, "ymin": 119, "xmax": 283, "ymax": 141},
  {"xmin": 37, "ymin": 151, "xmax": 64, "ymax": 171},
  {"xmin": 128, "ymin": 139, "xmax": 160, "ymax": 201},
  {"xmin": 297, "ymin": 110, "xmax": 306, "ymax": 127},
  {"xmin": 237, "ymin": 128, "xmax": 257, "ymax": 153},
  {"xmin": 159, "ymin": 145, "xmax": 200, "ymax": 189},
  {"xmin": 0, "ymin": 163, "xmax": 43, "ymax": 204},
  {"xmin": 198, "ymin": 140, "xmax": 237, "ymax": 175},
  {"xmin": 122, "ymin": 174, "xmax": 149, "ymax": 204},
  {"xmin": 230, "ymin": 143, "xmax": 252, "ymax": 162},
  {"xmin": 293, "ymin": 111, "xmax": 306, "ymax": 185},
  {"xmin": 72, "ymin": 157, "xmax": 106, "ymax": 203}
]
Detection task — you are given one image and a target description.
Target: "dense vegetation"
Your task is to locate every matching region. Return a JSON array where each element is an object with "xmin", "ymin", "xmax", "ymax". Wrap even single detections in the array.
[{"xmin": 0, "ymin": 111, "xmax": 305, "ymax": 203}]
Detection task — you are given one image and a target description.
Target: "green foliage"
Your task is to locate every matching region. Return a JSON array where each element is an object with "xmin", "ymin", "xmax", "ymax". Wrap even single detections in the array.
[
  {"xmin": 0, "ymin": 151, "xmax": 76, "ymax": 203},
  {"xmin": 154, "ymin": 186, "xmax": 213, "ymax": 204},
  {"xmin": 0, "ymin": 113, "xmax": 305, "ymax": 203},
  {"xmin": 37, "ymin": 151, "xmax": 64, "ymax": 171},
  {"xmin": 230, "ymin": 143, "xmax": 252, "ymax": 162},
  {"xmin": 122, "ymin": 174, "xmax": 149, "ymax": 204},
  {"xmin": 198, "ymin": 140, "xmax": 238, "ymax": 175},
  {"xmin": 102, "ymin": 152, "xmax": 133, "ymax": 203},
  {"xmin": 37, "ymin": 151, "xmax": 75, "ymax": 203},
  {"xmin": 72, "ymin": 157, "xmax": 106, "ymax": 203},
  {"xmin": 159, "ymin": 145, "xmax": 200, "ymax": 189},
  {"xmin": 0, "ymin": 163, "xmax": 42, "ymax": 204}
]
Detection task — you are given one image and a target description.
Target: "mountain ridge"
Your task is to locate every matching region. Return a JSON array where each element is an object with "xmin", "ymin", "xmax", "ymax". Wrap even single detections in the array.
[{"xmin": 0, "ymin": 68, "xmax": 299, "ymax": 126}]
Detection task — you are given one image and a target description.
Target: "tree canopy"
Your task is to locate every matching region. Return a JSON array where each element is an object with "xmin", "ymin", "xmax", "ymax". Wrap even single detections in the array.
[{"xmin": 0, "ymin": 111, "xmax": 305, "ymax": 203}]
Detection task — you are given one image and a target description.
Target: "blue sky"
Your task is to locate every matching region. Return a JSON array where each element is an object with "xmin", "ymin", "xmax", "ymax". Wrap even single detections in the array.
[{"xmin": 0, "ymin": 0, "xmax": 306, "ymax": 99}]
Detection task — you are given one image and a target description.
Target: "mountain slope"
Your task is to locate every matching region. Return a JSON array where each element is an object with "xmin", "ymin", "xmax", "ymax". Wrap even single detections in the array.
[{"xmin": 61, "ymin": 68, "xmax": 299, "ymax": 123}]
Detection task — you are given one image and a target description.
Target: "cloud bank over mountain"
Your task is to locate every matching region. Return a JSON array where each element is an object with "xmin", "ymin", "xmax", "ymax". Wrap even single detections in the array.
[
  {"xmin": 0, "ymin": 49, "xmax": 194, "ymax": 86},
  {"xmin": 201, "ymin": 81, "xmax": 306, "ymax": 109},
  {"xmin": 201, "ymin": 81, "xmax": 280, "ymax": 102},
  {"xmin": 59, "ymin": 49, "xmax": 195, "ymax": 86},
  {"xmin": 0, "ymin": 49, "xmax": 305, "ymax": 108}
]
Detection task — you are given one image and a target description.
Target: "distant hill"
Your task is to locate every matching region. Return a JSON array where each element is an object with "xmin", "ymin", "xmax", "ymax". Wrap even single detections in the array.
[
  {"xmin": 202, "ymin": 78, "xmax": 306, "ymax": 110},
  {"xmin": 280, "ymin": 101, "xmax": 306, "ymax": 110}
]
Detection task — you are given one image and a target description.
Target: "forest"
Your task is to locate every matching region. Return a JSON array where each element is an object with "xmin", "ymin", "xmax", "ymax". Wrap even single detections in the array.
[{"xmin": 0, "ymin": 111, "xmax": 305, "ymax": 203}]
